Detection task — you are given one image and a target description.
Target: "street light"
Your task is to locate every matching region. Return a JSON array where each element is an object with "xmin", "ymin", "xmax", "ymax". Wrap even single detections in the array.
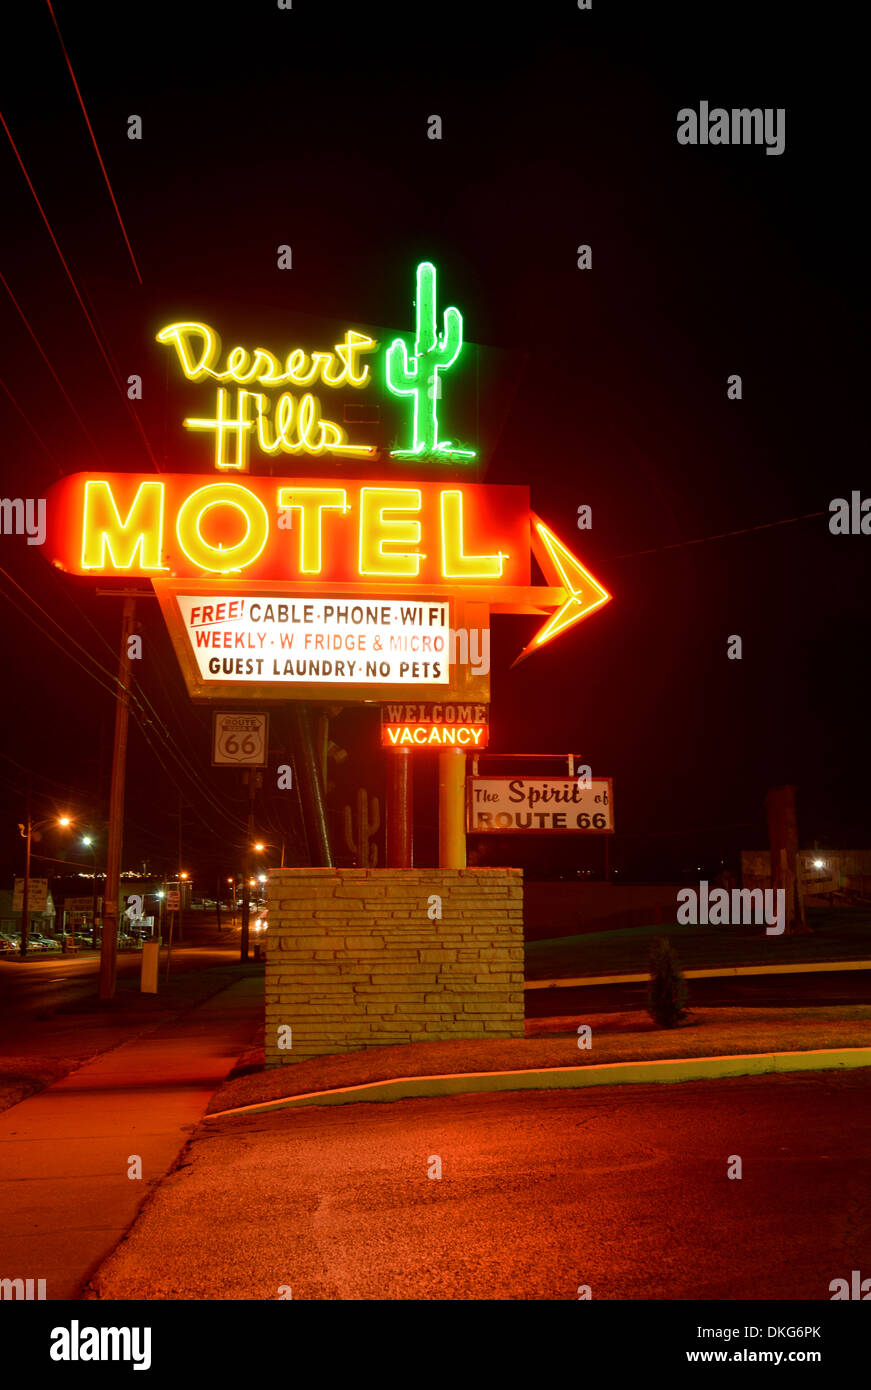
[
  {"xmin": 80, "ymin": 835, "xmax": 99, "ymax": 949},
  {"xmin": 17, "ymin": 812, "xmax": 72, "ymax": 956}
]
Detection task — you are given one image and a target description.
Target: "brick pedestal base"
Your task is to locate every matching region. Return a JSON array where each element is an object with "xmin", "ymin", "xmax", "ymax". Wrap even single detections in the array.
[{"xmin": 265, "ymin": 868, "xmax": 524, "ymax": 1065}]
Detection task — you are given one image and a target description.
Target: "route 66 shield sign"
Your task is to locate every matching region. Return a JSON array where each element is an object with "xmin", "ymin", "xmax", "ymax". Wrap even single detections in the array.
[{"xmin": 211, "ymin": 711, "xmax": 269, "ymax": 766}]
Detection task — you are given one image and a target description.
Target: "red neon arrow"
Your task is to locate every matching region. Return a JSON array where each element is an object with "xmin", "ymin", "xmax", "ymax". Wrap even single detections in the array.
[{"xmin": 510, "ymin": 514, "xmax": 611, "ymax": 666}]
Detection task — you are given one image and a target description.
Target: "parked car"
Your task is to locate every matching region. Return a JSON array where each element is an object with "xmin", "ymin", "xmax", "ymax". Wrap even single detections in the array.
[
  {"xmin": 28, "ymin": 933, "xmax": 61, "ymax": 952},
  {"xmin": 0, "ymin": 933, "xmax": 18, "ymax": 954}
]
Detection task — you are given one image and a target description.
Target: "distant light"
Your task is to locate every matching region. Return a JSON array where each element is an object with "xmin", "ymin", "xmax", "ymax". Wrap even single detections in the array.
[
  {"xmin": 58, "ymin": 816, "xmax": 71, "ymax": 827},
  {"xmin": 180, "ymin": 872, "xmax": 189, "ymax": 880},
  {"xmin": 813, "ymin": 859, "xmax": 825, "ymax": 869},
  {"xmin": 82, "ymin": 836, "xmax": 93, "ymax": 847},
  {"xmin": 227, "ymin": 877, "xmax": 233, "ymax": 884},
  {"xmin": 254, "ymin": 842, "xmax": 265, "ymax": 852},
  {"xmin": 249, "ymin": 878, "xmax": 256, "ymax": 887},
  {"xmin": 156, "ymin": 891, "xmax": 165, "ymax": 899},
  {"xmin": 258, "ymin": 874, "xmax": 267, "ymax": 883}
]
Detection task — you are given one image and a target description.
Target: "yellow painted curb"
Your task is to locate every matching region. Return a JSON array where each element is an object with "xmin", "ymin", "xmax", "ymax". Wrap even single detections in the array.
[
  {"xmin": 206, "ymin": 1046, "xmax": 871, "ymax": 1118},
  {"xmin": 526, "ymin": 959, "xmax": 871, "ymax": 990}
]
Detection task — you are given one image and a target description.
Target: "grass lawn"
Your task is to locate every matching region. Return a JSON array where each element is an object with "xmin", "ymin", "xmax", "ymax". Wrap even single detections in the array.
[
  {"xmin": 525, "ymin": 909, "xmax": 871, "ymax": 980},
  {"xmin": 208, "ymin": 1005, "xmax": 871, "ymax": 1114}
]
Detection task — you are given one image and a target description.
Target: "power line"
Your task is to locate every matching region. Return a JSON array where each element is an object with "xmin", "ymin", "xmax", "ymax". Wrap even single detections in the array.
[
  {"xmin": 0, "ymin": 750, "xmax": 102, "ymax": 804},
  {"xmin": 56, "ymin": 589, "xmax": 253, "ymax": 833},
  {"xmin": 0, "ymin": 108, "xmax": 161, "ymax": 471},
  {"xmin": 0, "ymin": 267, "xmax": 102, "ymax": 457},
  {"xmin": 613, "ymin": 510, "xmax": 827, "ymax": 560},
  {"xmin": 0, "ymin": 571, "xmax": 249, "ymax": 839},
  {"xmin": 0, "ymin": 372, "xmax": 62, "ymax": 474},
  {"xmin": 0, "ymin": 575, "xmax": 124, "ymax": 704},
  {"xmin": 43, "ymin": 0, "xmax": 142, "ymax": 284}
]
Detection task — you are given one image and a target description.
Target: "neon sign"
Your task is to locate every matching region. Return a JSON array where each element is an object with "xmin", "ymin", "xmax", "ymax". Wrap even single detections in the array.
[
  {"xmin": 156, "ymin": 261, "xmax": 477, "ymax": 470},
  {"xmin": 510, "ymin": 513, "xmax": 612, "ymax": 664},
  {"xmin": 383, "ymin": 724, "xmax": 487, "ymax": 747},
  {"xmin": 386, "ymin": 262, "xmax": 476, "ymax": 461},
  {"xmin": 380, "ymin": 702, "xmax": 489, "ymax": 749},
  {"xmin": 156, "ymin": 323, "xmax": 378, "ymax": 471},
  {"xmin": 47, "ymin": 473, "xmax": 531, "ymax": 586}
]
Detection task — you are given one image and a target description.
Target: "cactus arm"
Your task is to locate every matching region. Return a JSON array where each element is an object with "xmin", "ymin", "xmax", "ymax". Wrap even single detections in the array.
[
  {"xmin": 437, "ymin": 305, "xmax": 462, "ymax": 371},
  {"xmin": 343, "ymin": 804, "xmax": 357, "ymax": 859},
  {"xmin": 386, "ymin": 336, "xmax": 416, "ymax": 395}
]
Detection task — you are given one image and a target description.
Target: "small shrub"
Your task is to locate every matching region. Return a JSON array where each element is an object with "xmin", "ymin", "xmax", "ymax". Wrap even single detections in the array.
[{"xmin": 647, "ymin": 936, "xmax": 689, "ymax": 1028}]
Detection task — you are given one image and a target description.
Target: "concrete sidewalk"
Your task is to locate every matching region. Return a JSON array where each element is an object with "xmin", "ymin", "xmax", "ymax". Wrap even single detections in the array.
[{"xmin": 0, "ymin": 974, "xmax": 262, "ymax": 1300}]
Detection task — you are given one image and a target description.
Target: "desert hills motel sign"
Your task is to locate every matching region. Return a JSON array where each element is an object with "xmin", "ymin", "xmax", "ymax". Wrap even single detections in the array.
[{"xmin": 44, "ymin": 263, "xmax": 612, "ymax": 702}]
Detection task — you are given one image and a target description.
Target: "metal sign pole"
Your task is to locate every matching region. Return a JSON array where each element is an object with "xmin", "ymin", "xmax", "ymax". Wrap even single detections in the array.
[
  {"xmin": 438, "ymin": 748, "xmax": 466, "ymax": 869},
  {"xmin": 386, "ymin": 747, "xmax": 413, "ymax": 868}
]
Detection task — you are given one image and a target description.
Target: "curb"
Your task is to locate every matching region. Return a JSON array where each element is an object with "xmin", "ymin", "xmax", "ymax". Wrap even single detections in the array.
[
  {"xmin": 526, "ymin": 958, "xmax": 871, "ymax": 990},
  {"xmin": 205, "ymin": 1046, "xmax": 871, "ymax": 1118}
]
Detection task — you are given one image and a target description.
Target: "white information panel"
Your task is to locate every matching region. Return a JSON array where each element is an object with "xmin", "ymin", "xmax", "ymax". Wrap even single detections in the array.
[{"xmin": 177, "ymin": 595, "xmax": 451, "ymax": 687}]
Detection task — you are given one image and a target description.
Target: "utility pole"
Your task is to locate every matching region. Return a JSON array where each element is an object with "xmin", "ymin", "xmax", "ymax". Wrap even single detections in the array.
[
  {"xmin": 99, "ymin": 596, "xmax": 136, "ymax": 1000},
  {"xmin": 240, "ymin": 770, "xmax": 257, "ymax": 962},
  {"xmin": 19, "ymin": 776, "xmax": 31, "ymax": 956},
  {"xmin": 177, "ymin": 791, "xmax": 184, "ymax": 944}
]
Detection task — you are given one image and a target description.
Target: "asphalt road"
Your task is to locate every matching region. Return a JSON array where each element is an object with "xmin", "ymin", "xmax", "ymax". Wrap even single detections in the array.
[
  {"xmin": 89, "ymin": 1070, "xmax": 871, "ymax": 1300},
  {"xmin": 526, "ymin": 969, "xmax": 871, "ymax": 1016},
  {"xmin": 0, "ymin": 944, "xmax": 240, "ymax": 1028}
]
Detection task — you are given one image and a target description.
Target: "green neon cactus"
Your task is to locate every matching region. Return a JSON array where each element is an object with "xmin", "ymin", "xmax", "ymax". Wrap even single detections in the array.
[{"xmin": 386, "ymin": 261, "xmax": 477, "ymax": 461}]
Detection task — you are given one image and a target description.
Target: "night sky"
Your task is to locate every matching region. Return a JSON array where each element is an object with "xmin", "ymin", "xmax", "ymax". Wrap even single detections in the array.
[{"xmin": 0, "ymin": 1, "xmax": 864, "ymax": 888}]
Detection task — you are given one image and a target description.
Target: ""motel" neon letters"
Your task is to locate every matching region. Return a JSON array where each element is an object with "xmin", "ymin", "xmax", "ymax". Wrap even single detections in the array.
[{"xmin": 46, "ymin": 473, "xmax": 532, "ymax": 587}]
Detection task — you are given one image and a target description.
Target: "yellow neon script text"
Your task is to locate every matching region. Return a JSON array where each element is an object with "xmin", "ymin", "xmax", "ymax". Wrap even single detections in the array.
[
  {"xmin": 184, "ymin": 388, "xmax": 375, "ymax": 471},
  {"xmin": 156, "ymin": 322, "xmax": 376, "ymax": 389},
  {"xmin": 157, "ymin": 322, "xmax": 378, "ymax": 470},
  {"xmin": 81, "ymin": 481, "xmax": 167, "ymax": 571}
]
